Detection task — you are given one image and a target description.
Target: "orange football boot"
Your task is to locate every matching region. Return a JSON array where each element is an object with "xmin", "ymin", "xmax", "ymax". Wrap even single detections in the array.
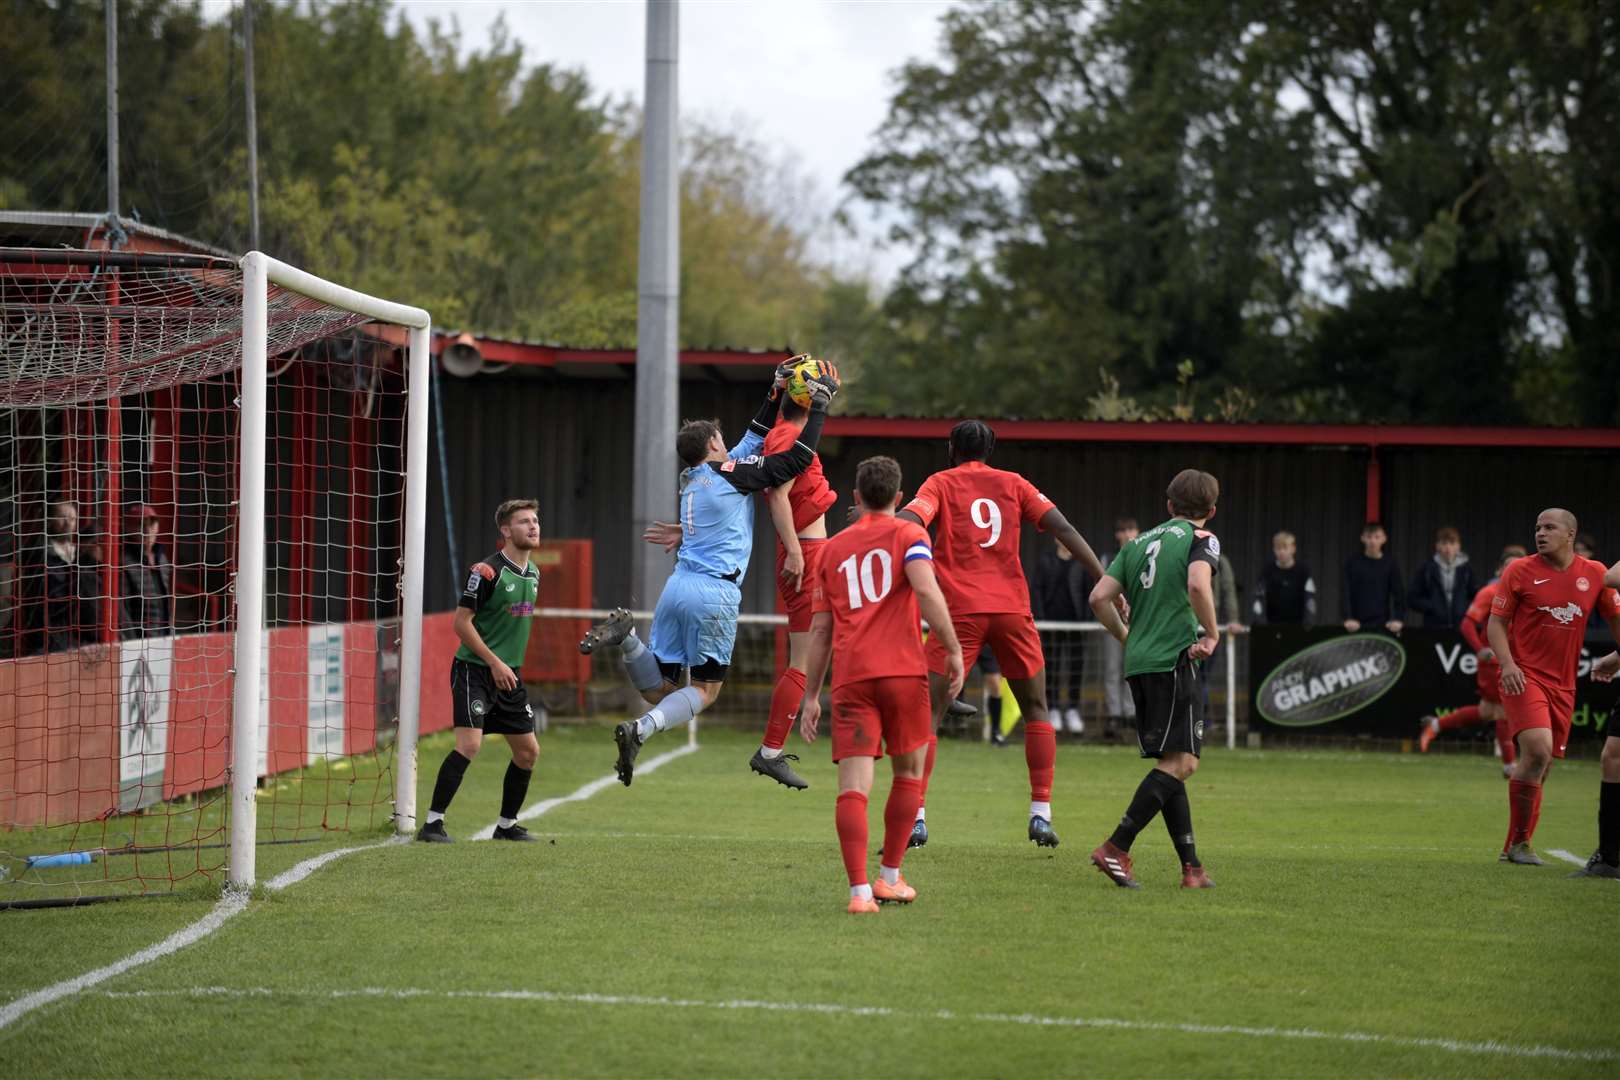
[{"xmin": 872, "ymin": 875, "xmax": 917, "ymax": 904}]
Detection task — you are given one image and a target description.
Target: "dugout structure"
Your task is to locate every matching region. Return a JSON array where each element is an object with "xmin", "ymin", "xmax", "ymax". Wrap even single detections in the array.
[{"xmin": 0, "ymin": 248, "xmax": 430, "ymax": 903}]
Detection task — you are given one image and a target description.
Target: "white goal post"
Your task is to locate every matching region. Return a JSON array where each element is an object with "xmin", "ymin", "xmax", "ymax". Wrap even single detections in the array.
[{"xmin": 230, "ymin": 252, "xmax": 431, "ymax": 891}]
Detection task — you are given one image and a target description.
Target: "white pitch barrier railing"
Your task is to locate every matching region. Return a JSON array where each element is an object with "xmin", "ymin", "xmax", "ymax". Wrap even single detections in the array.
[{"xmin": 537, "ymin": 608, "xmax": 1245, "ymax": 751}]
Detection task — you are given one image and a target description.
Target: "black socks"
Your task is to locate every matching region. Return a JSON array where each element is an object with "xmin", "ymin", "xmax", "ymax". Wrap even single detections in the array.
[
  {"xmin": 1600, "ymin": 781, "xmax": 1619, "ymax": 867},
  {"xmin": 1109, "ymin": 769, "xmax": 1182, "ymax": 852},
  {"xmin": 429, "ymin": 750, "xmax": 472, "ymax": 815},
  {"xmin": 501, "ymin": 762, "xmax": 533, "ymax": 822}
]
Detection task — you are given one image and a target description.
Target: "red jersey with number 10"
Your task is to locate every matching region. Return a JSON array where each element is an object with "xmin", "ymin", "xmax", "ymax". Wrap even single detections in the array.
[
  {"xmin": 811, "ymin": 513, "xmax": 933, "ymax": 688},
  {"xmin": 1490, "ymin": 555, "xmax": 1620, "ymax": 690},
  {"xmin": 901, "ymin": 461, "xmax": 1054, "ymax": 616},
  {"xmin": 763, "ymin": 418, "xmax": 836, "ymax": 534}
]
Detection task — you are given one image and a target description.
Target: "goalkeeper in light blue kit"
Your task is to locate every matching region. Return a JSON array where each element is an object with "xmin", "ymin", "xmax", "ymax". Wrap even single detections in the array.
[{"xmin": 580, "ymin": 359, "xmax": 841, "ymax": 785}]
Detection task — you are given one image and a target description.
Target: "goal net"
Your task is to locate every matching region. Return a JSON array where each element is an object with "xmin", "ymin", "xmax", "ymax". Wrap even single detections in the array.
[{"xmin": 0, "ymin": 248, "xmax": 429, "ymax": 906}]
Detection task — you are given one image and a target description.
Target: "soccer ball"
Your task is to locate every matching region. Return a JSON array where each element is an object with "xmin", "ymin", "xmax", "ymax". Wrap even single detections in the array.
[{"xmin": 784, "ymin": 356, "xmax": 827, "ymax": 409}]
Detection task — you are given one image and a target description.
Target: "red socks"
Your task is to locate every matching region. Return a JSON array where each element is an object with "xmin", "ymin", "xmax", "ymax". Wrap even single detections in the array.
[
  {"xmin": 836, "ymin": 792, "xmax": 869, "ymax": 886},
  {"xmin": 882, "ymin": 777, "xmax": 924, "ymax": 870},
  {"xmin": 1506, "ymin": 779, "xmax": 1540, "ymax": 848},
  {"xmin": 1025, "ymin": 719, "xmax": 1056, "ymax": 802},
  {"xmin": 1438, "ymin": 704, "xmax": 1482, "ymax": 731},
  {"xmin": 918, "ymin": 734, "xmax": 938, "ymax": 806},
  {"xmin": 1495, "ymin": 717, "xmax": 1516, "ymax": 764},
  {"xmin": 764, "ymin": 667, "xmax": 806, "ymax": 751}
]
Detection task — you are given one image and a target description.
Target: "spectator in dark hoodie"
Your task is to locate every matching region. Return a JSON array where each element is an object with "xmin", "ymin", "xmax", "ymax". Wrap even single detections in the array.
[
  {"xmin": 1254, "ymin": 530, "xmax": 1316, "ymax": 626},
  {"xmin": 1342, "ymin": 522, "xmax": 1404, "ymax": 633},
  {"xmin": 1408, "ymin": 526, "xmax": 1476, "ymax": 630}
]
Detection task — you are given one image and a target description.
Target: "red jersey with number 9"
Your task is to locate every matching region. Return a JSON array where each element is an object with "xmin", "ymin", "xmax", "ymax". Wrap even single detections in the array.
[
  {"xmin": 901, "ymin": 461, "xmax": 1054, "ymax": 616},
  {"xmin": 811, "ymin": 513, "xmax": 934, "ymax": 688},
  {"xmin": 1490, "ymin": 555, "xmax": 1620, "ymax": 690}
]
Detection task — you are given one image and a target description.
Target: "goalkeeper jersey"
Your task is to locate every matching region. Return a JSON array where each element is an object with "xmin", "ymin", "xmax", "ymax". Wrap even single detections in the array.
[{"xmin": 454, "ymin": 550, "xmax": 539, "ymax": 669}]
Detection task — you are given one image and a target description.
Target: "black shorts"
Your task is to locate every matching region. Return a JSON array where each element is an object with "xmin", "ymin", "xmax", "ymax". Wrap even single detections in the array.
[
  {"xmin": 451, "ymin": 658, "xmax": 535, "ymax": 735},
  {"xmin": 1127, "ymin": 651, "xmax": 1204, "ymax": 759},
  {"xmin": 657, "ymin": 658, "xmax": 728, "ymax": 684}
]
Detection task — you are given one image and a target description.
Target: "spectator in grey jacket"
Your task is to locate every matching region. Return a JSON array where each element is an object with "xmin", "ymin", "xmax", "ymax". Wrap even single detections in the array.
[{"xmin": 1407, "ymin": 526, "xmax": 1476, "ymax": 630}]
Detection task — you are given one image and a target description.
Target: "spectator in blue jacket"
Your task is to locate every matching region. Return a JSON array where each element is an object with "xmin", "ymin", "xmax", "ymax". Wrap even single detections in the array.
[{"xmin": 1408, "ymin": 526, "xmax": 1476, "ymax": 630}]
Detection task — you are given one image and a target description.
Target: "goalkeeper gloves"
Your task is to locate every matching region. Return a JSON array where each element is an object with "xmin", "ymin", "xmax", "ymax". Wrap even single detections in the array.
[{"xmin": 807, "ymin": 361, "xmax": 841, "ymax": 407}]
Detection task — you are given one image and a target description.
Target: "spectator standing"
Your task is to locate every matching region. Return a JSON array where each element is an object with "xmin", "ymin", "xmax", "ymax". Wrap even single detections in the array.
[
  {"xmin": 1575, "ymin": 533, "xmax": 1598, "ymax": 561},
  {"xmin": 1407, "ymin": 526, "xmax": 1476, "ymax": 630},
  {"xmin": 1033, "ymin": 539, "xmax": 1087, "ymax": 734},
  {"xmin": 35, "ymin": 500, "xmax": 99, "ymax": 654},
  {"xmin": 1342, "ymin": 522, "xmax": 1404, "ymax": 633},
  {"xmin": 1097, "ymin": 517, "xmax": 1139, "ymax": 728},
  {"xmin": 121, "ymin": 504, "xmax": 174, "ymax": 639},
  {"xmin": 1253, "ymin": 531, "xmax": 1316, "ymax": 625}
]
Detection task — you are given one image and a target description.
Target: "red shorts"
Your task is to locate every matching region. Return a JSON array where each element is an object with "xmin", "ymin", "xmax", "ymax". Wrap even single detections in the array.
[
  {"xmin": 830, "ymin": 675, "xmax": 931, "ymax": 763},
  {"xmin": 776, "ymin": 539, "xmax": 828, "ymax": 634},
  {"xmin": 926, "ymin": 611, "xmax": 1044, "ymax": 680},
  {"xmin": 1476, "ymin": 659, "xmax": 1502, "ymax": 705},
  {"xmin": 1502, "ymin": 677, "xmax": 1574, "ymax": 758}
]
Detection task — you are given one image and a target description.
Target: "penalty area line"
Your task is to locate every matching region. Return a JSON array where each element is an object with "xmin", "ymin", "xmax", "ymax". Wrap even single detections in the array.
[
  {"xmin": 89, "ymin": 985, "xmax": 1619, "ymax": 1065},
  {"xmin": 1545, "ymin": 848, "xmax": 1587, "ymax": 868},
  {"xmin": 0, "ymin": 744, "xmax": 700, "ymax": 1034}
]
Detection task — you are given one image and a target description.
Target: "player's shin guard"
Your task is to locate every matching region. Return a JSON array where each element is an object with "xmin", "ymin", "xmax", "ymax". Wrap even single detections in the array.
[
  {"xmin": 428, "ymin": 750, "xmax": 472, "ymax": 817},
  {"xmin": 1161, "ymin": 781, "xmax": 1199, "ymax": 867},
  {"xmin": 618, "ymin": 630, "xmax": 666, "ymax": 694},
  {"xmin": 1495, "ymin": 716, "xmax": 1516, "ymax": 764},
  {"xmin": 1600, "ymin": 782, "xmax": 1620, "ymax": 866},
  {"xmin": 1025, "ymin": 719, "xmax": 1056, "ymax": 803},
  {"xmin": 881, "ymin": 777, "xmax": 924, "ymax": 871},
  {"xmin": 836, "ymin": 791, "xmax": 870, "ymax": 886},
  {"xmin": 1506, "ymin": 779, "xmax": 1539, "ymax": 848},
  {"xmin": 500, "ymin": 763, "xmax": 532, "ymax": 823},
  {"xmin": 917, "ymin": 734, "xmax": 938, "ymax": 810},
  {"xmin": 1109, "ymin": 769, "xmax": 1180, "ymax": 852},
  {"xmin": 1439, "ymin": 704, "xmax": 1482, "ymax": 731},
  {"xmin": 763, "ymin": 667, "xmax": 805, "ymax": 751},
  {"xmin": 636, "ymin": 685, "xmax": 705, "ymax": 741}
]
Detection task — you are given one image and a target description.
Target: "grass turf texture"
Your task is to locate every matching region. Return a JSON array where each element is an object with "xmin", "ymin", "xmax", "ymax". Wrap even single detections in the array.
[{"xmin": 2, "ymin": 725, "xmax": 1614, "ymax": 1077}]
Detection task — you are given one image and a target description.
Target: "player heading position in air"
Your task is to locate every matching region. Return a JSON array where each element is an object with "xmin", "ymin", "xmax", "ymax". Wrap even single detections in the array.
[
  {"xmin": 897, "ymin": 419, "xmax": 1109, "ymax": 849},
  {"xmin": 1087, "ymin": 469, "xmax": 1222, "ymax": 889},
  {"xmin": 798, "ymin": 456, "xmax": 964, "ymax": 913},
  {"xmin": 753, "ymin": 357, "xmax": 841, "ymax": 791},
  {"xmin": 1574, "ymin": 561, "xmax": 1620, "ymax": 878},
  {"xmin": 1487, "ymin": 509, "xmax": 1620, "ymax": 866},
  {"xmin": 580, "ymin": 363, "xmax": 841, "ymax": 785},
  {"xmin": 418, "ymin": 499, "xmax": 543, "ymax": 843}
]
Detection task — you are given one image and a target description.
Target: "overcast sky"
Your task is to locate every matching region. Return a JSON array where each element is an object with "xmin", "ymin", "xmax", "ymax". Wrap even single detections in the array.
[{"xmin": 395, "ymin": 1, "xmax": 958, "ymax": 279}]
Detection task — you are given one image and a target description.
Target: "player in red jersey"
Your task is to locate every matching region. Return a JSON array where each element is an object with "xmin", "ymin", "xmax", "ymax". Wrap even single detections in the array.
[
  {"xmin": 797, "ymin": 456, "xmax": 964, "ymax": 913},
  {"xmin": 1417, "ymin": 545, "xmax": 1525, "ymax": 774},
  {"xmin": 749, "ymin": 357, "xmax": 841, "ymax": 792},
  {"xmin": 897, "ymin": 420, "xmax": 1110, "ymax": 849},
  {"xmin": 1487, "ymin": 509, "xmax": 1620, "ymax": 865}
]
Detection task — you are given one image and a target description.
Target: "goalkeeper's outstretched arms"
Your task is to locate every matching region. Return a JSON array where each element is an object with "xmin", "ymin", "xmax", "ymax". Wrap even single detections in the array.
[
  {"xmin": 728, "ymin": 356, "xmax": 800, "ymax": 460},
  {"xmin": 717, "ymin": 364, "xmax": 839, "ymax": 493}
]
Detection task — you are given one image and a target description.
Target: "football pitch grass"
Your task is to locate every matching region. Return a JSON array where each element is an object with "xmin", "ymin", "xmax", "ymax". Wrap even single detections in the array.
[{"xmin": 2, "ymin": 724, "xmax": 1615, "ymax": 1077}]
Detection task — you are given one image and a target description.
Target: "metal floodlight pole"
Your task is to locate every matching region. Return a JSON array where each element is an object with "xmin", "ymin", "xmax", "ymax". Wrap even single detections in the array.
[
  {"xmin": 630, "ymin": 0, "xmax": 680, "ymax": 609},
  {"xmin": 244, "ymin": 0, "xmax": 261, "ymax": 251},
  {"xmin": 104, "ymin": 0, "xmax": 119, "ymax": 223}
]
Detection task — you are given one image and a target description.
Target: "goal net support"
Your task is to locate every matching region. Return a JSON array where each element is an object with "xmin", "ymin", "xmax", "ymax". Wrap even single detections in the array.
[{"xmin": 0, "ymin": 248, "xmax": 429, "ymax": 904}]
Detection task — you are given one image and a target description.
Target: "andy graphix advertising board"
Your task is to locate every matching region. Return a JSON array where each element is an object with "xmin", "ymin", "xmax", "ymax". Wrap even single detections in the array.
[{"xmin": 1250, "ymin": 627, "xmax": 1617, "ymax": 741}]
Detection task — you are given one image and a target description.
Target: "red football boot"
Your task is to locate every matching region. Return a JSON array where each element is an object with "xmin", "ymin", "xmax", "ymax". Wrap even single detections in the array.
[
  {"xmin": 1180, "ymin": 864, "xmax": 1215, "ymax": 889},
  {"xmin": 1090, "ymin": 841, "xmax": 1140, "ymax": 889}
]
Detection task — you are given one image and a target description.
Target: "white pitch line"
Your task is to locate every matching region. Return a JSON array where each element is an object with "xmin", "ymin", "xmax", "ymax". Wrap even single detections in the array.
[
  {"xmin": 1546, "ymin": 848, "xmax": 1587, "ymax": 868},
  {"xmin": 465, "ymin": 742, "xmax": 697, "ymax": 841},
  {"xmin": 89, "ymin": 985, "xmax": 1619, "ymax": 1065},
  {"xmin": 0, "ymin": 745, "xmax": 699, "ymax": 1034}
]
